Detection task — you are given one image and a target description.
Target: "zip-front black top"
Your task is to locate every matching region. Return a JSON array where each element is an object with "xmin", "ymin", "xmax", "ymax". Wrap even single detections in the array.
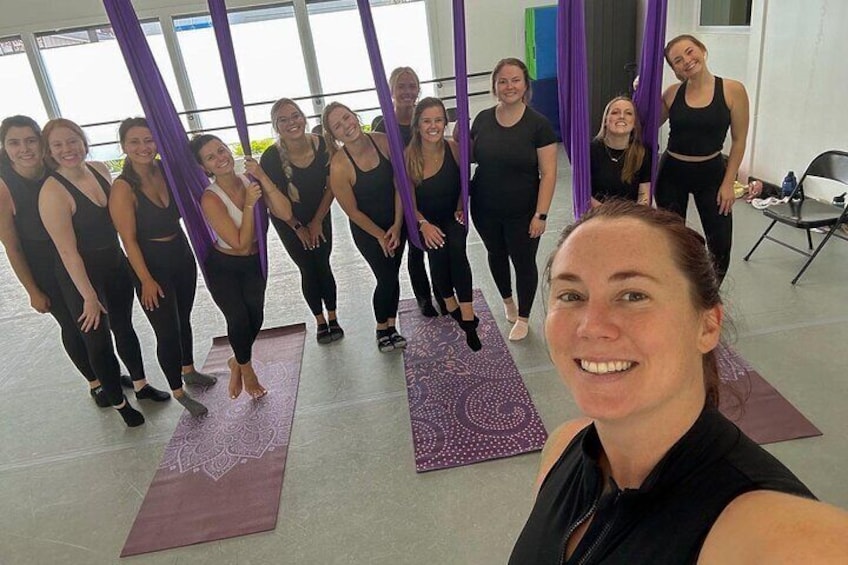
[{"xmin": 509, "ymin": 407, "xmax": 814, "ymax": 564}]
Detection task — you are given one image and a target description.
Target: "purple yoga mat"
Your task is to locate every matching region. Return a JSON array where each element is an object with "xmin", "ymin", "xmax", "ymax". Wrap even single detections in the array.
[
  {"xmin": 399, "ymin": 290, "xmax": 548, "ymax": 473},
  {"xmin": 716, "ymin": 343, "xmax": 822, "ymax": 445},
  {"xmin": 121, "ymin": 324, "xmax": 305, "ymax": 557}
]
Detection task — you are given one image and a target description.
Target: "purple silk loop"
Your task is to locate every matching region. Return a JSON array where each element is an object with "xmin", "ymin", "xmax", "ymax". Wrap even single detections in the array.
[
  {"xmin": 355, "ymin": 0, "xmax": 423, "ymax": 250},
  {"xmin": 452, "ymin": 0, "xmax": 470, "ymax": 231},
  {"xmin": 103, "ymin": 0, "xmax": 215, "ymax": 283},
  {"xmin": 632, "ymin": 0, "xmax": 669, "ymax": 199},
  {"xmin": 557, "ymin": 0, "xmax": 592, "ymax": 219},
  {"xmin": 208, "ymin": 0, "xmax": 270, "ymax": 278}
]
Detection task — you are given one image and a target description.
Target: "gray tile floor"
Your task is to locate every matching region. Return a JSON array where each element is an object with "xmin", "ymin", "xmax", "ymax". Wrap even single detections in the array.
[{"xmin": 2, "ymin": 154, "xmax": 847, "ymax": 564}]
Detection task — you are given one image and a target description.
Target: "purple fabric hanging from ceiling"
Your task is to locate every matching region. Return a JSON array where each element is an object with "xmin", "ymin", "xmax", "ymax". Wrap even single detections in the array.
[
  {"xmin": 103, "ymin": 0, "xmax": 214, "ymax": 281},
  {"xmin": 208, "ymin": 0, "xmax": 269, "ymax": 277},
  {"xmin": 632, "ymin": 0, "xmax": 669, "ymax": 196},
  {"xmin": 452, "ymin": 0, "xmax": 470, "ymax": 230},
  {"xmin": 355, "ymin": 0, "xmax": 423, "ymax": 250},
  {"xmin": 557, "ymin": 0, "xmax": 592, "ymax": 219}
]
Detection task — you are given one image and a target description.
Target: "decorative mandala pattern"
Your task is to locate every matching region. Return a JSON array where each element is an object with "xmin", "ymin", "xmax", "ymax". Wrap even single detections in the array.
[
  {"xmin": 716, "ymin": 342, "xmax": 754, "ymax": 382},
  {"xmin": 159, "ymin": 356, "xmax": 300, "ymax": 482},
  {"xmin": 399, "ymin": 289, "xmax": 548, "ymax": 472}
]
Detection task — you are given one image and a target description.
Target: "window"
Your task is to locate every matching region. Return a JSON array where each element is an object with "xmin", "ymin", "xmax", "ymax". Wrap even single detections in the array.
[
  {"xmin": 36, "ymin": 22, "xmax": 182, "ymax": 161},
  {"xmin": 308, "ymin": 0, "xmax": 434, "ymax": 126},
  {"xmin": 174, "ymin": 4, "xmax": 311, "ymax": 150},
  {"xmin": 699, "ymin": 0, "xmax": 752, "ymax": 27},
  {"xmin": 0, "ymin": 37, "xmax": 49, "ymax": 125}
]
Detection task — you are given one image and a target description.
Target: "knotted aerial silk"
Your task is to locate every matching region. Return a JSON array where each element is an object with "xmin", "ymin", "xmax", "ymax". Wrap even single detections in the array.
[
  {"xmin": 208, "ymin": 0, "xmax": 270, "ymax": 277},
  {"xmin": 452, "ymin": 0, "xmax": 471, "ymax": 230},
  {"xmin": 355, "ymin": 0, "xmax": 423, "ymax": 249},
  {"xmin": 558, "ymin": 0, "xmax": 668, "ymax": 218},
  {"xmin": 104, "ymin": 0, "xmax": 215, "ymax": 281}
]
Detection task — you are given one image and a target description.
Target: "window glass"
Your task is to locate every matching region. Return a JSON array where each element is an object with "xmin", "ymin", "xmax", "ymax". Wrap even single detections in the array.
[
  {"xmin": 699, "ymin": 0, "xmax": 752, "ymax": 26},
  {"xmin": 0, "ymin": 37, "xmax": 49, "ymax": 125}
]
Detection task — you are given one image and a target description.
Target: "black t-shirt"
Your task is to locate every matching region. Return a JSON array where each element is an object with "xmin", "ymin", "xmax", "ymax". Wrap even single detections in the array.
[
  {"xmin": 589, "ymin": 138, "xmax": 652, "ymax": 203},
  {"xmin": 471, "ymin": 106, "xmax": 557, "ymax": 218},
  {"xmin": 259, "ymin": 136, "xmax": 329, "ymax": 224},
  {"xmin": 373, "ymin": 116, "xmax": 413, "ymax": 147}
]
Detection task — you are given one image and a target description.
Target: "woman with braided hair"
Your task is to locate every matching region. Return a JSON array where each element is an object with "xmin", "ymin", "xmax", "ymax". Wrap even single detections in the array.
[{"xmin": 258, "ymin": 98, "xmax": 342, "ymax": 344}]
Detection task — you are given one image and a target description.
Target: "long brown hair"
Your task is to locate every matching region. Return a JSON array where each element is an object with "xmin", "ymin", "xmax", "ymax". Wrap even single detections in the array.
[
  {"xmin": 594, "ymin": 96, "xmax": 646, "ymax": 185},
  {"xmin": 0, "ymin": 115, "xmax": 42, "ymax": 168},
  {"xmin": 543, "ymin": 200, "xmax": 724, "ymax": 408},
  {"xmin": 491, "ymin": 58, "xmax": 532, "ymax": 104},
  {"xmin": 116, "ymin": 117, "xmax": 152, "ymax": 192},
  {"xmin": 404, "ymin": 97, "xmax": 447, "ymax": 187}
]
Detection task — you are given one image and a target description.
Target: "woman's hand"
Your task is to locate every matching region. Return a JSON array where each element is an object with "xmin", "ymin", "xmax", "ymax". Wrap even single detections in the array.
[
  {"xmin": 717, "ymin": 180, "xmax": 736, "ymax": 215},
  {"xmin": 243, "ymin": 158, "xmax": 267, "ymax": 183},
  {"xmin": 245, "ymin": 182, "xmax": 262, "ymax": 208},
  {"xmin": 140, "ymin": 278, "xmax": 165, "ymax": 311},
  {"xmin": 307, "ymin": 219, "xmax": 326, "ymax": 249},
  {"xmin": 79, "ymin": 295, "xmax": 107, "ymax": 333},
  {"xmin": 294, "ymin": 224, "xmax": 313, "ymax": 250},
  {"xmin": 28, "ymin": 289, "xmax": 51, "ymax": 313},
  {"xmin": 420, "ymin": 221, "xmax": 445, "ymax": 249},
  {"xmin": 454, "ymin": 209, "xmax": 465, "ymax": 225},
  {"xmin": 529, "ymin": 217, "xmax": 547, "ymax": 238}
]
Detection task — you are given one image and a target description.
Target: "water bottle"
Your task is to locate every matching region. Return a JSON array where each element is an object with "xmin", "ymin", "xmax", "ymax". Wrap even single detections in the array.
[{"xmin": 781, "ymin": 171, "xmax": 797, "ymax": 199}]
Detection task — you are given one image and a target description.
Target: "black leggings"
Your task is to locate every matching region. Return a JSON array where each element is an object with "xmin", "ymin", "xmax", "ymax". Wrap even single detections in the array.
[
  {"xmin": 22, "ymin": 239, "xmax": 96, "ymax": 383},
  {"xmin": 56, "ymin": 246, "xmax": 147, "ymax": 406},
  {"xmin": 407, "ymin": 244, "xmax": 437, "ymax": 301},
  {"xmin": 350, "ymin": 223, "xmax": 404, "ymax": 324},
  {"xmin": 655, "ymin": 153, "xmax": 732, "ymax": 282},
  {"xmin": 426, "ymin": 220, "xmax": 473, "ymax": 303},
  {"xmin": 272, "ymin": 216, "xmax": 337, "ymax": 316},
  {"xmin": 204, "ymin": 249, "xmax": 266, "ymax": 364},
  {"xmin": 471, "ymin": 210, "xmax": 540, "ymax": 318},
  {"xmin": 132, "ymin": 235, "xmax": 198, "ymax": 391}
]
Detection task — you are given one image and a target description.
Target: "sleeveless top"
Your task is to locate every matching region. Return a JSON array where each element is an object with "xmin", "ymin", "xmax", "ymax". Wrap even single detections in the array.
[
  {"xmin": 205, "ymin": 174, "xmax": 253, "ymax": 251},
  {"xmin": 667, "ymin": 76, "xmax": 732, "ymax": 156},
  {"xmin": 116, "ymin": 165, "xmax": 181, "ymax": 241},
  {"xmin": 509, "ymin": 407, "xmax": 815, "ymax": 565},
  {"xmin": 416, "ymin": 143, "xmax": 460, "ymax": 224},
  {"xmin": 343, "ymin": 134, "xmax": 395, "ymax": 230},
  {"xmin": 0, "ymin": 161, "xmax": 50, "ymax": 242},
  {"xmin": 51, "ymin": 165, "xmax": 118, "ymax": 252}
]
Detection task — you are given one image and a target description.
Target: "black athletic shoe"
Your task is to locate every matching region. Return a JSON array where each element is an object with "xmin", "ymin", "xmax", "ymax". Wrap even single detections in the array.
[
  {"xmin": 417, "ymin": 298, "xmax": 438, "ymax": 318},
  {"xmin": 89, "ymin": 386, "xmax": 110, "ymax": 408},
  {"xmin": 317, "ymin": 323, "xmax": 334, "ymax": 345},
  {"xmin": 328, "ymin": 319, "xmax": 345, "ymax": 341},
  {"xmin": 135, "ymin": 384, "xmax": 171, "ymax": 402}
]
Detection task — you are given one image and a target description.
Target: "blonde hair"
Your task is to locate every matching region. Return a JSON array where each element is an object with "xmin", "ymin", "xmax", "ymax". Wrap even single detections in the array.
[
  {"xmin": 388, "ymin": 67, "xmax": 420, "ymax": 102},
  {"xmin": 269, "ymin": 97, "xmax": 306, "ymax": 203},
  {"xmin": 594, "ymin": 96, "xmax": 646, "ymax": 185},
  {"xmin": 321, "ymin": 102, "xmax": 360, "ymax": 157},
  {"xmin": 404, "ymin": 97, "xmax": 447, "ymax": 187},
  {"xmin": 42, "ymin": 118, "xmax": 89, "ymax": 169}
]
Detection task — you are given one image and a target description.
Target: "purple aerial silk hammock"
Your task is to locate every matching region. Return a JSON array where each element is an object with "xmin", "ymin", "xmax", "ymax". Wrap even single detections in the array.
[
  {"xmin": 556, "ymin": 0, "xmax": 592, "ymax": 219},
  {"xmin": 632, "ymin": 0, "xmax": 669, "ymax": 195},
  {"xmin": 558, "ymin": 0, "xmax": 668, "ymax": 217},
  {"xmin": 103, "ymin": 0, "xmax": 215, "ymax": 281},
  {"xmin": 452, "ymin": 0, "xmax": 471, "ymax": 229},
  {"xmin": 355, "ymin": 0, "xmax": 423, "ymax": 250},
  {"xmin": 208, "ymin": 0, "xmax": 270, "ymax": 277}
]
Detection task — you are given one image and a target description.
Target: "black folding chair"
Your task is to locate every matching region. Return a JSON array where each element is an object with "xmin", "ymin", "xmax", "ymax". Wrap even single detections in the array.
[{"xmin": 743, "ymin": 150, "xmax": 848, "ymax": 284}]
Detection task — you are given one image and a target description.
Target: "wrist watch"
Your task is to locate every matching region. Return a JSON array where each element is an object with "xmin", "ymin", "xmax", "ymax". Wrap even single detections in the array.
[
  {"xmin": 534, "ymin": 212, "xmax": 548, "ymax": 221},
  {"xmin": 418, "ymin": 218, "xmax": 429, "ymax": 227},
  {"xmin": 293, "ymin": 222, "xmax": 303, "ymax": 231}
]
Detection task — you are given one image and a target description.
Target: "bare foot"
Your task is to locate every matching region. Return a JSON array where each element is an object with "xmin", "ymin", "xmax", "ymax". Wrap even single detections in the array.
[
  {"xmin": 227, "ymin": 357, "xmax": 243, "ymax": 399},
  {"xmin": 240, "ymin": 364, "xmax": 267, "ymax": 399}
]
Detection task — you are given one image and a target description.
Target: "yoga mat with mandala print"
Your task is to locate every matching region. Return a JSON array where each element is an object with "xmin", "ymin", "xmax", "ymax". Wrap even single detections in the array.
[
  {"xmin": 399, "ymin": 290, "xmax": 548, "ymax": 472},
  {"xmin": 121, "ymin": 324, "xmax": 305, "ymax": 557}
]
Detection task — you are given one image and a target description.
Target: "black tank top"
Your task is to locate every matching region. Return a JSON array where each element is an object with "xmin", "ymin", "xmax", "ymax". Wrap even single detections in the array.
[
  {"xmin": 51, "ymin": 165, "xmax": 118, "ymax": 252},
  {"xmin": 1, "ymin": 161, "xmax": 51, "ymax": 242},
  {"xmin": 416, "ymin": 143, "xmax": 460, "ymax": 224},
  {"xmin": 509, "ymin": 407, "xmax": 814, "ymax": 564},
  {"xmin": 343, "ymin": 134, "xmax": 395, "ymax": 230},
  {"xmin": 667, "ymin": 76, "xmax": 732, "ymax": 156},
  {"xmin": 120, "ymin": 170, "xmax": 182, "ymax": 241},
  {"xmin": 290, "ymin": 135, "xmax": 330, "ymax": 222}
]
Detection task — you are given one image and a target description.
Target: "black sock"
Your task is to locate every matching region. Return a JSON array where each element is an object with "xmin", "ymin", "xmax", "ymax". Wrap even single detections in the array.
[{"xmin": 116, "ymin": 398, "xmax": 145, "ymax": 427}]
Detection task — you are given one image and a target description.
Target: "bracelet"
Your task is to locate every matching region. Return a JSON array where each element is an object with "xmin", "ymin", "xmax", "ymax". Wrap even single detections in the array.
[
  {"xmin": 418, "ymin": 218, "xmax": 429, "ymax": 227},
  {"xmin": 293, "ymin": 222, "xmax": 303, "ymax": 231},
  {"xmin": 534, "ymin": 212, "xmax": 548, "ymax": 221}
]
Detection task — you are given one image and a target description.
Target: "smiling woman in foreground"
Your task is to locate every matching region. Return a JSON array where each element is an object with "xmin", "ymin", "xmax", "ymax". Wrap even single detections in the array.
[{"xmin": 509, "ymin": 201, "xmax": 848, "ymax": 564}]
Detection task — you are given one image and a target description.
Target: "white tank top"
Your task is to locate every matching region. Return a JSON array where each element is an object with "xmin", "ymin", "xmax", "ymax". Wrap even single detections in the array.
[{"xmin": 205, "ymin": 174, "xmax": 253, "ymax": 250}]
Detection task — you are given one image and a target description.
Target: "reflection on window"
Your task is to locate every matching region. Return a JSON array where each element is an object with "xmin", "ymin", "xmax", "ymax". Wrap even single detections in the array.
[
  {"xmin": 175, "ymin": 4, "xmax": 310, "ymax": 150},
  {"xmin": 36, "ymin": 22, "xmax": 182, "ymax": 161},
  {"xmin": 699, "ymin": 0, "xmax": 752, "ymax": 26},
  {"xmin": 308, "ymin": 0, "xmax": 434, "ymax": 126},
  {"xmin": 0, "ymin": 37, "xmax": 49, "ymax": 125}
]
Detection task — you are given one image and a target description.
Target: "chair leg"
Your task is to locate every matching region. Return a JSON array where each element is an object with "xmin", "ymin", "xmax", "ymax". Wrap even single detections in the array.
[
  {"xmin": 744, "ymin": 220, "xmax": 778, "ymax": 261},
  {"xmin": 792, "ymin": 228, "xmax": 838, "ymax": 284},
  {"xmin": 806, "ymin": 229, "xmax": 813, "ymax": 250}
]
